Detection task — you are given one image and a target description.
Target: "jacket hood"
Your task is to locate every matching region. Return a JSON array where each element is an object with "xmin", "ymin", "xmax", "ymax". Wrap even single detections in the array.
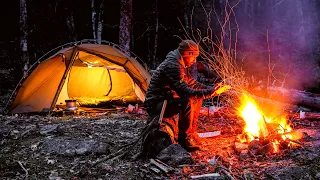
[{"xmin": 166, "ymin": 49, "xmax": 181, "ymax": 60}]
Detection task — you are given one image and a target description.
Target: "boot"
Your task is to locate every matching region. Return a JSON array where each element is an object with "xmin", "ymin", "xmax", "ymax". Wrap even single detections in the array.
[
  {"xmin": 179, "ymin": 137, "xmax": 201, "ymax": 152},
  {"xmin": 190, "ymin": 132, "xmax": 204, "ymax": 145}
]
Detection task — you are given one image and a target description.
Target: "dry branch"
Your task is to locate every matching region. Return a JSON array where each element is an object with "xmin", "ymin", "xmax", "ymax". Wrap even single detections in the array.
[
  {"xmin": 17, "ymin": 161, "xmax": 28, "ymax": 179},
  {"xmin": 190, "ymin": 173, "xmax": 220, "ymax": 179},
  {"xmin": 216, "ymin": 161, "xmax": 235, "ymax": 180},
  {"xmin": 150, "ymin": 159, "xmax": 174, "ymax": 174}
]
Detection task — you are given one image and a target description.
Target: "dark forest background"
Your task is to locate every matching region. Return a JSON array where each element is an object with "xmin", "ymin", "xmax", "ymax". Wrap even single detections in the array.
[{"xmin": 1, "ymin": 0, "xmax": 320, "ymax": 97}]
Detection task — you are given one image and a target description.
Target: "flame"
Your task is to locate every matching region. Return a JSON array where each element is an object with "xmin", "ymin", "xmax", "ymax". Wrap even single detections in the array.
[
  {"xmin": 237, "ymin": 94, "xmax": 268, "ymax": 141},
  {"xmin": 237, "ymin": 93, "xmax": 298, "ymax": 152}
]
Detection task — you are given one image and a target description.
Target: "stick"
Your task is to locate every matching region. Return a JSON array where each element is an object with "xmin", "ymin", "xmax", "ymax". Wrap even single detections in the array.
[
  {"xmin": 217, "ymin": 162, "xmax": 235, "ymax": 180},
  {"xmin": 17, "ymin": 161, "xmax": 28, "ymax": 179},
  {"xmin": 178, "ymin": 164, "xmax": 205, "ymax": 168},
  {"xmin": 150, "ymin": 159, "xmax": 174, "ymax": 174},
  {"xmin": 154, "ymin": 159, "xmax": 174, "ymax": 171},
  {"xmin": 158, "ymin": 100, "xmax": 167, "ymax": 124},
  {"xmin": 191, "ymin": 173, "xmax": 220, "ymax": 179},
  {"xmin": 287, "ymin": 139, "xmax": 304, "ymax": 146},
  {"xmin": 220, "ymin": 168, "xmax": 235, "ymax": 180}
]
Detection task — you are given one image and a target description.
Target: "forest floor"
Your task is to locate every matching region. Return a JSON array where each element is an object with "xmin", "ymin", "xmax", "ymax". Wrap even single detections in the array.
[{"xmin": 0, "ymin": 100, "xmax": 319, "ymax": 179}]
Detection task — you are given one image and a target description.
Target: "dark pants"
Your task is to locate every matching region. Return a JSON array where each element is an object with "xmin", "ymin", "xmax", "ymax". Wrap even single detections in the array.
[{"xmin": 147, "ymin": 98, "xmax": 203, "ymax": 141}]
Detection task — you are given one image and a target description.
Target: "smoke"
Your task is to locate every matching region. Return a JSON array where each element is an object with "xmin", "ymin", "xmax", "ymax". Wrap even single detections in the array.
[{"xmin": 234, "ymin": 0, "xmax": 320, "ymax": 90}]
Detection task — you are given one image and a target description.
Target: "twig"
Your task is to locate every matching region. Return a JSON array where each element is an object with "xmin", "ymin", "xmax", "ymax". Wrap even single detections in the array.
[
  {"xmin": 220, "ymin": 168, "xmax": 235, "ymax": 180},
  {"xmin": 150, "ymin": 159, "xmax": 174, "ymax": 174},
  {"xmin": 17, "ymin": 161, "xmax": 28, "ymax": 179},
  {"xmin": 272, "ymin": 0, "xmax": 285, "ymax": 8},
  {"xmin": 216, "ymin": 162, "xmax": 235, "ymax": 180},
  {"xmin": 191, "ymin": 173, "xmax": 220, "ymax": 179},
  {"xmin": 178, "ymin": 164, "xmax": 206, "ymax": 168},
  {"xmin": 287, "ymin": 139, "xmax": 304, "ymax": 146}
]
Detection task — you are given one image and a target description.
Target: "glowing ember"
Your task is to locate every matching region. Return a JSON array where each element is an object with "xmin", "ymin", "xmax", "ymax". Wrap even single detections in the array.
[{"xmin": 237, "ymin": 93, "xmax": 300, "ymax": 153}]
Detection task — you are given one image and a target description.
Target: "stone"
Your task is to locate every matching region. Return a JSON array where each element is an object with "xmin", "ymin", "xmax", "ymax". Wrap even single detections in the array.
[
  {"xmin": 234, "ymin": 142, "xmax": 248, "ymax": 153},
  {"xmin": 156, "ymin": 144, "xmax": 193, "ymax": 167},
  {"xmin": 40, "ymin": 124, "xmax": 59, "ymax": 135}
]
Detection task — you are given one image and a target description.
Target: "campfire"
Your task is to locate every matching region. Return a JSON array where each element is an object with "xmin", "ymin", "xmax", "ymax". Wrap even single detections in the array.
[{"xmin": 236, "ymin": 93, "xmax": 302, "ymax": 155}]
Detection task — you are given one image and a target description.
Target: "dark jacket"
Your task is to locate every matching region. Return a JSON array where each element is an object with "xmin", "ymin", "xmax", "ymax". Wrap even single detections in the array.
[
  {"xmin": 145, "ymin": 49, "xmax": 214, "ymax": 108},
  {"xmin": 190, "ymin": 61, "xmax": 217, "ymax": 83}
]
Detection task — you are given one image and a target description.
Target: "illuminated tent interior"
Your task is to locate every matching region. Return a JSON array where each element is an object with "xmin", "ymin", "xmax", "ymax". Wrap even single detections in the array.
[{"xmin": 8, "ymin": 40, "xmax": 151, "ymax": 114}]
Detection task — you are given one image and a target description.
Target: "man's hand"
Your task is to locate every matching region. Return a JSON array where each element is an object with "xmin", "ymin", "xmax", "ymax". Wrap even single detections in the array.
[{"xmin": 212, "ymin": 82, "xmax": 231, "ymax": 96}]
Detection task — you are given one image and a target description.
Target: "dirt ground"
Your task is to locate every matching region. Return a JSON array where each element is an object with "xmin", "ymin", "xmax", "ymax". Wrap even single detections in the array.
[{"xmin": 0, "ymin": 105, "xmax": 319, "ymax": 180}]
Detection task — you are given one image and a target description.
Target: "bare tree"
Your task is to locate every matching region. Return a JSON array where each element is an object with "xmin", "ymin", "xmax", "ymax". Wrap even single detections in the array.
[
  {"xmin": 147, "ymin": 0, "xmax": 159, "ymax": 69},
  {"xmin": 91, "ymin": 0, "xmax": 97, "ymax": 40},
  {"xmin": 66, "ymin": 12, "xmax": 77, "ymax": 41},
  {"xmin": 20, "ymin": 0, "xmax": 29, "ymax": 75},
  {"xmin": 119, "ymin": 0, "xmax": 132, "ymax": 53},
  {"xmin": 296, "ymin": 0, "xmax": 306, "ymax": 49},
  {"xmin": 91, "ymin": 0, "xmax": 104, "ymax": 44},
  {"xmin": 183, "ymin": 0, "xmax": 191, "ymax": 34}
]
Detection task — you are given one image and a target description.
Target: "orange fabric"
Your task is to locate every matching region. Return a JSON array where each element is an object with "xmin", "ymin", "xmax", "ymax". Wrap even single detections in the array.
[
  {"xmin": 10, "ymin": 43, "xmax": 151, "ymax": 113},
  {"xmin": 11, "ymin": 55, "xmax": 65, "ymax": 113}
]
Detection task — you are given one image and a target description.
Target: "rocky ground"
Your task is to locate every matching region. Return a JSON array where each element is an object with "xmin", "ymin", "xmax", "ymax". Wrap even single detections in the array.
[{"xmin": 0, "ymin": 103, "xmax": 319, "ymax": 179}]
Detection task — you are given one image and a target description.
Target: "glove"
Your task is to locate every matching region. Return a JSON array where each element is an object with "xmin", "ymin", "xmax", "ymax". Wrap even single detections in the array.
[{"xmin": 211, "ymin": 82, "xmax": 231, "ymax": 96}]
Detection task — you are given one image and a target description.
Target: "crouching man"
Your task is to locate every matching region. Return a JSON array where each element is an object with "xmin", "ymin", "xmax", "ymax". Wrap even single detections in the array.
[{"xmin": 144, "ymin": 39, "xmax": 230, "ymax": 152}]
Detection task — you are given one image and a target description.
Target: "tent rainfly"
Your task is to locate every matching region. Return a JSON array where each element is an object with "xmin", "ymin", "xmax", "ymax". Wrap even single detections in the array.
[{"xmin": 7, "ymin": 40, "xmax": 151, "ymax": 114}]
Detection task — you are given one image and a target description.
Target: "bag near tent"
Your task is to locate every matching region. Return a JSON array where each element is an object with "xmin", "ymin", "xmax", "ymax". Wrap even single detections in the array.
[{"xmin": 7, "ymin": 40, "xmax": 151, "ymax": 114}]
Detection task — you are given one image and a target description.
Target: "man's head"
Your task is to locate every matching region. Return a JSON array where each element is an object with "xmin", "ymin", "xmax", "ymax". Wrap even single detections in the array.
[{"xmin": 178, "ymin": 40, "xmax": 199, "ymax": 67}]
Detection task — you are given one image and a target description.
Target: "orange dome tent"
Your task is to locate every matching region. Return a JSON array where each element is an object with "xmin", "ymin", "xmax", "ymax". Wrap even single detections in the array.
[{"xmin": 7, "ymin": 40, "xmax": 151, "ymax": 114}]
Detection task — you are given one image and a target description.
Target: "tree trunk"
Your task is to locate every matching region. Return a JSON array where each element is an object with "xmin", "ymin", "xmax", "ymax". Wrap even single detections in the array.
[
  {"xmin": 296, "ymin": 0, "xmax": 307, "ymax": 51},
  {"xmin": 97, "ymin": 0, "xmax": 104, "ymax": 44},
  {"xmin": 147, "ymin": 0, "xmax": 159, "ymax": 69},
  {"xmin": 119, "ymin": 0, "xmax": 132, "ymax": 53},
  {"xmin": 91, "ymin": 0, "xmax": 97, "ymax": 40},
  {"xmin": 66, "ymin": 12, "xmax": 77, "ymax": 42},
  {"xmin": 153, "ymin": 0, "xmax": 158, "ymax": 70},
  {"xmin": 20, "ymin": 0, "xmax": 29, "ymax": 76},
  {"xmin": 183, "ymin": 0, "xmax": 191, "ymax": 34},
  {"xmin": 91, "ymin": 0, "xmax": 104, "ymax": 44}
]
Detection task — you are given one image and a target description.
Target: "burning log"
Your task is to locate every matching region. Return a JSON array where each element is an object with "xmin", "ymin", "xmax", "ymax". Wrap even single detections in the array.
[
  {"xmin": 234, "ymin": 92, "xmax": 304, "ymax": 156},
  {"xmin": 248, "ymin": 140, "xmax": 273, "ymax": 155}
]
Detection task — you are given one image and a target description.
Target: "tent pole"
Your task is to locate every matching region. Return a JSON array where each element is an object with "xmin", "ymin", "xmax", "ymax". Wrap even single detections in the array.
[
  {"xmin": 105, "ymin": 69, "xmax": 113, "ymax": 96},
  {"xmin": 48, "ymin": 47, "xmax": 78, "ymax": 115}
]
